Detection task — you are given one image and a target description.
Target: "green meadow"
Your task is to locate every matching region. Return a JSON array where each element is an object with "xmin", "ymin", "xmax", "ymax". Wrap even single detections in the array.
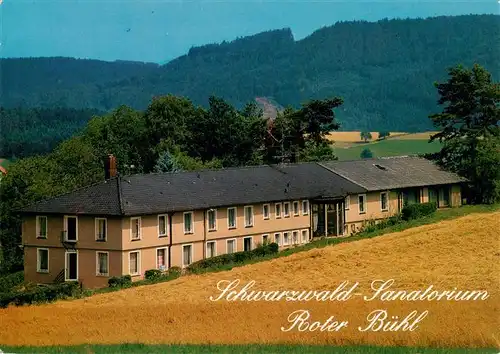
[{"xmin": 334, "ymin": 139, "xmax": 442, "ymax": 160}]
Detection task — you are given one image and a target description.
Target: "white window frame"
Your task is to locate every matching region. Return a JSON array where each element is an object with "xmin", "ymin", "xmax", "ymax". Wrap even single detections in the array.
[
  {"xmin": 96, "ymin": 251, "xmax": 109, "ymax": 276},
  {"xmin": 95, "ymin": 217, "xmax": 107, "ymax": 242},
  {"xmin": 128, "ymin": 250, "xmax": 141, "ymax": 276},
  {"xmin": 182, "ymin": 244, "xmax": 194, "ymax": 268},
  {"xmin": 130, "ymin": 217, "xmax": 141, "ymax": 241},
  {"xmin": 156, "ymin": 247, "xmax": 168, "ymax": 270},
  {"xmin": 183, "ymin": 211, "xmax": 194, "ymax": 234},
  {"xmin": 37, "ymin": 248, "xmax": 49, "ymax": 273},
  {"xmin": 292, "ymin": 230, "xmax": 299, "ymax": 245},
  {"xmin": 36, "ymin": 216, "xmax": 48, "ymax": 239},
  {"xmin": 283, "ymin": 202, "xmax": 290, "ymax": 218},
  {"xmin": 301, "ymin": 229, "xmax": 309, "ymax": 244},
  {"xmin": 227, "ymin": 207, "xmax": 237, "ymax": 229},
  {"xmin": 262, "ymin": 234, "xmax": 269, "ymax": 244},
  {"xmin": 158, "ymin": 214, "xmax": 168, "ymax": 238},
  {"xmin": 358, "ymin": 194, "xmax": 367, "ymax": 214},
  {"xmin": 293, "ymin": 201, "xmax": 300, "ymax": 216},
  {"xmin": 275, "ymin": 203, "xmax": 282, "ymax": 219},
  {"xmin": 243, "ymin": 236, "xmax": 253, "ymax": 252},
  {"xmin": 302, "ymin": 200, "xmax": 309, "ymax": 215},
  {"xmin": 244, "ymin": 205, "xmax": 254, "ymax": 227},
  {"xmin": 64, "ymin": 250, "xmax": 78, "ymax": 281},
  {"xmin": 283, "ymin": 232, "xmax": 290, "ymax": 246},
  {"xmin": 226, "ymin": 238, "xmax": 237, "ymax": 254},
  {"xmin": 345, "ymin": 196, "xmax": 350, "ymax": 210},
  {"xmin": 206, "ymin": 241, "xmax": 217, "ymax": 258},
  {"xmin": 380, "ymin": 191, "xmax": 389, "ymax": 212},
  {"xmin": 63, "ymin": 215, "xmax": 78, "ymax": 242},
  {"xmin": 207, "ymin": 209, "xmax": 217, "ymax": 231},
  {"xmin": 274, "ymin": 232, "xmax": 281, "ymax": 246},
  {"xmin": 262, "ymin": 204, "xmax": 270, "ymax": 220}
]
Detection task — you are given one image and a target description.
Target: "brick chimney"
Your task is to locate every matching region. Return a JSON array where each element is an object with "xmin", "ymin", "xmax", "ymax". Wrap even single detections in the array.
[{"xmin": 104, "ymin": 154, "xmax": 117, "ymax": 179}]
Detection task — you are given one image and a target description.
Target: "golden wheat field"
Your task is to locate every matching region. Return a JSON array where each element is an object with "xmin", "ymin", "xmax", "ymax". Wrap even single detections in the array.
[
  {"xmin": 326, "ymin": 131, "xmax": 407, "ymax": 142},
  {"xmin": 1, "ymin": 212, "xmax": 499, "ymax": 348}
]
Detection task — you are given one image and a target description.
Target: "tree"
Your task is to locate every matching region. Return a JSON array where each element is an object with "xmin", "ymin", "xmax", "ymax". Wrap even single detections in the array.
[
  {"xmin": 378, "ymin": 131, "xmax": 390, "ymax": 139},
  {"xmin": 360, "ymin": 148, "xmax": 374, "ymax": 159},
  {"xmin": 360, "ymin": 131, "xmax": 372, "ymax": 142},
  {"xmin": 429, "ymin": 64, "xmax": 500, "ymax": 204},
  {"xmin": 154, "ymin": 150, "xmax": 182, "ymax": 173}
]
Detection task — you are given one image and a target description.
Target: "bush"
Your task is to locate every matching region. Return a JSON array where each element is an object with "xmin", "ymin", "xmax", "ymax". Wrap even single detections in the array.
[
  {"xmin": 187, "ymin": 242, "xmax": 279, "ymax": 272},
  {"xmin": 108, "ymin": 275, "xmax": 132, "ymax": 288},
  {"xmin": 0, "ymin": 271, "xmax": 24, "ymax": 293},
  {"xmin": 402, "ymin": 202, "xmax": 438, "ymax": 220},
  {"xmin": 0, "ymin": 281, "xmax": 80, "ymax": 308},
  {"xmin": 144, "ymin": 269, "xmax": 162, "ymax": 280}
]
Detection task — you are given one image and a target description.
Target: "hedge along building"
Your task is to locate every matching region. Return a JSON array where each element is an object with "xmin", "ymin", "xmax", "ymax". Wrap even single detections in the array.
[{"xmin": 18, "ymin": 155, "xmax": 465, "ymax": 289}]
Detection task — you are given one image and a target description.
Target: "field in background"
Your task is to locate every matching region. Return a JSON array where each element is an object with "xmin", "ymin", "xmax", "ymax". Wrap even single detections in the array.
[
  {"xmin": 326, "ymin": 131, "xmax": 441, "ymax": 160},
  {"xmin": 1, "ymin": 211, "xmax": 498, "ymax": 349}
]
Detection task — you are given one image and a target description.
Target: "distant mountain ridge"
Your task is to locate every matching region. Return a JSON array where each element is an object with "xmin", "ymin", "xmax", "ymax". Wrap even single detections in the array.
[{"xmin": 1, "ymin": 14, "xmax": 499, "ymax": 132}]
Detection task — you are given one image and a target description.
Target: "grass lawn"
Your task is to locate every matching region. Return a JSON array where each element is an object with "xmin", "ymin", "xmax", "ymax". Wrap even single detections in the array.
[
  {"xmin": 1, "ymin": 344, "xmax": 497, "ymax": 353},
  {"xmin": 334, "ymin": 139, "xmax": 442, "ymax": 160}
]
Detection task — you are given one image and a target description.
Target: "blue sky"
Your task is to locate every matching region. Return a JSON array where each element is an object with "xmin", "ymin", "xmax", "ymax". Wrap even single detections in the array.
[{"xmin": 0, "ymin": 0, "xmax": 497, "ymax": 63}]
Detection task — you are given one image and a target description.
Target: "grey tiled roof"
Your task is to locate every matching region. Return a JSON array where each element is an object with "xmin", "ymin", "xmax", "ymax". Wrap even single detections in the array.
[
  {"xmin": 19, "ymin": 162, "xmax": 366, "ymax": 216},
  {"xmin": 320, "ymin": 156, "xmax": 467, "ymax": 191}
]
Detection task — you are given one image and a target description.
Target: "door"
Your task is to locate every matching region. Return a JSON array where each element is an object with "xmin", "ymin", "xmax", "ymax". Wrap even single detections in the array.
[
  {"xmin": 65, "ymin": 216, "xmax": 77, "ymax": 241},
  {"xmin": 66, "ymin": 252, "xmax": 78, "ymax": 281}
]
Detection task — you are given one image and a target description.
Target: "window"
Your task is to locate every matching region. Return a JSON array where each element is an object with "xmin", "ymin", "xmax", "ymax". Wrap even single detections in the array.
[
  {"xmin": 206, "ymin": 241, "xmax": 217, "ymax": 258},
  {"xmin": 243, "ymin": 237, "xmax": 253, "ymax": 252},
  {"xmin": 262, "ymin": 204, "xmax": 270, "ymax": 220},
  {"xmin": 37, "ymin": 248, "xmax": 49, "ymax": 273},
  {"xmin": 244, "ymin": 206, "xmax": 254, "ymax": 227},
  {"xmin": 184, "ymin": 212, "xmax": 194, "ymax": 234},
  {"xmin": 302, "ymin": 200, "xmax": 309, "ymax": 215},
  {"xmin": 345, "ymin": 196, "xmax": 350, "ymax": 210},
  {"xmin": 226, "ymin": 239, "xmax": 236, "ymax": 254},
  {"xmin": 129, "ymin": 251, "xmax": 140, "ymax": 275},
  {"xmin": 227, "ymin": 207, "xmax": 237, "ymax": 229},
  {"xmin": 96, "ymin": 252, "xmax": 109, "ymax": 276},
  {"xmin": 130, "ymin": 217, "xmax": 141, "ymax": 240},
  {"xmin": 182, "ymin": 244, "xmax": 193, "ymax": 267},
  {"xmin": 283, "ymin": 202, "xmax": 290, "ymax": 217},
  {"xmin": 292, "ymin": 231, "xmax": 299, "ymax": 244},
  {"xmin": 275, "ymin": 203, "xmax": 282, "ymax": 218},
  {"xmin": 380, "ymin": 192, "xmax": 389, "ymax": 211},
  {"xmin": 274, "ymin": 233, "xmax": 281, "ymax": 246},
  {"xmin": 301, "ymin": 229, "xmax": 309, "ymax": 244},
  {"xmin": 95, "ymin": 218, "xmax": 107, "ymax": 241},
  {"xmin": 358, "ymin": 194, "xmax": 366, "ymax": 214},
  {"xmin": 283, "ymin": 232, "xmax": 290, "ymax": 246},
  {"xmin": 36, "ymin": 216, "xmax": 47, "ymax": 239},
  {"xmin": 207, "ymin": 209, "xmax": 217, "ymax": 231},
  {"xmin": 156, "ymin": 248, "xmax": 167, "ymax": 270},
  {"xmin": 293, "ymin": 201, "xmax": 299, "ymax": 216},
  {"xmin": 262, "ymin": 234, "xmax": 269, "ymax": 244},
  {"xmin": 64, "ymin": 216, "xmax": 78, "ymax": 242},
  {"xmin": 158, "ymin": 214, "xmax": 168, "ymax": 237}
]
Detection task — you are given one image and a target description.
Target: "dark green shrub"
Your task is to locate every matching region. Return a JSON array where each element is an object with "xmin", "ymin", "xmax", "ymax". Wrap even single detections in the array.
[
  {"xmin": 0, "ymin": 271, "xmax": 24, "ymax": 293},
  {"xmin": 144, "ymin": 269, "xmax": 162, "ymax": 280},
  {"xmin": 402, "ymin": 202, "xmax": 438, "ymax": 220},
  {"xmin": 0, "ymin": 281, "xmax": 81, "ymax": 308},
  {"xmin": 108, "ymin": 275, "xmax": 132, "ymax": 288},
  {"xmin": 168, "ymin": 267, "xmax": 182, "ymax": 277}
]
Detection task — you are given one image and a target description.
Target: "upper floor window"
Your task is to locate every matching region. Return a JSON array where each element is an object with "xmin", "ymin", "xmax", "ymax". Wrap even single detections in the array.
[
  {"xmin": 380, "ymin": 192, "xmax": 389, "ymax": 212},
  {"xmin": 158, "ymin": 214, "xmax": 168, "ymax": 237},
  {"xmin": 64, "ymin": 216, "xmax": 78, "ymax": 242},
  {"xmin": 275, "ymin": 203, "xmax": 282, "ymax": 219},
  {"xmin": 262, "ymin": 204, "xmax": 270, "ymax": 220},
  {"xmin": 345, "ymin": 196, "xmax": 350, "ymax": 210},
  {"xmin": 207, "ymin": 209, "xmax": 217, "ymax": 231},
  {"xmin": 95, "ymin": 218, "xmax": 107, "ymax": 241},
  {"xmin": 244, "ymin": 206, "xmax": 254, "ymax": 227},
  {"xmin": 293, "ymin": 201, "xmax": 299, "ymax": 216},
  {"xmin": 283, "ymin": 202, "xmax": 290, "ymax": 217},
  {"xmin": 184, "ymin": 212, "xmax": 194, "ymax": 234},
  {"xmin": 36, "ymin": 216, "xmax": 47, "ymax": 239},
  {"xmin": 302, "ymin": 200, "xmax": 309, "ymax": 215},
  {"xmin": 227, "ymin": 207, "xmax": 237, "ymax": 229},
  {"xmin": 358, "ymin": 194, "xmax": 367, "ymax": 214},
  {"xmin": 130, "ymin": 217, "xmax": 141, "ymax": 240}
]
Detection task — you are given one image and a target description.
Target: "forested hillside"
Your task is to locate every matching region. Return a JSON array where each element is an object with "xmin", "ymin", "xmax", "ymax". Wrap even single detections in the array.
[{"xmin": 1, "ymin": 15, "xmax": 499, "ymax": 132}]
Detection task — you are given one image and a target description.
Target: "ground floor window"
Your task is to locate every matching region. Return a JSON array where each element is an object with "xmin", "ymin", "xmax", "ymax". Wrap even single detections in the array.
[
  {"xmin": 262, "ymin": 234, "xmax": 269, "ymax": 244},
  {"xmin": 274, "ymin": 233, "xmax": 281, "ymax": 246},
  {"xmin": 301, "ymin": 230, "xmax": 309, "ymax": 243},
  {"xmin": 292, "ymin": 231, "xmax": 299, "ymax": 245},
  {"xmin": 206, "ymin": 241, "xmax": 216, "ymax": 258},
  {"xmin": 182, "ymin": 245, "xmax": 193, "ymax": 267},
  {"xmin": 227, "ymin": 239, "xmax": 236, "ymax": 254},
  {"xmin": 157, "ymin": 248, "xmax": 167, "ymax": 270},
  {"xmin": 283, "ymin": 232, "xmax": 290, "ymax": 246},
  {"xmin": 96, "ymin": 252, "xmax": 109, "ymax": 276},
  {"xmin": 37, "ymin": 248, "xmax": 49, "ymax": 273},
  {"xmin": 243, "ymin": 237, "xmax": 253, "ymax": 252},
  {"xmin": 129, "ymin": 251, "xmax": 140, "ymax": 276}
]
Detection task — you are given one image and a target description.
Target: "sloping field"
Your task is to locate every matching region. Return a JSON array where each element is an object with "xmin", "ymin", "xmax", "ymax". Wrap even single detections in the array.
[
  {"xmin": 334, "ymin": 139, "xmax": 442, "ymax": 160},
  {"xmin": 1, "ymin": 212, "xmax": 499, "ymax": 348},
  {"xmin": 326, "ymin": 132, "xmax": 407, "ymax": 142}
]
